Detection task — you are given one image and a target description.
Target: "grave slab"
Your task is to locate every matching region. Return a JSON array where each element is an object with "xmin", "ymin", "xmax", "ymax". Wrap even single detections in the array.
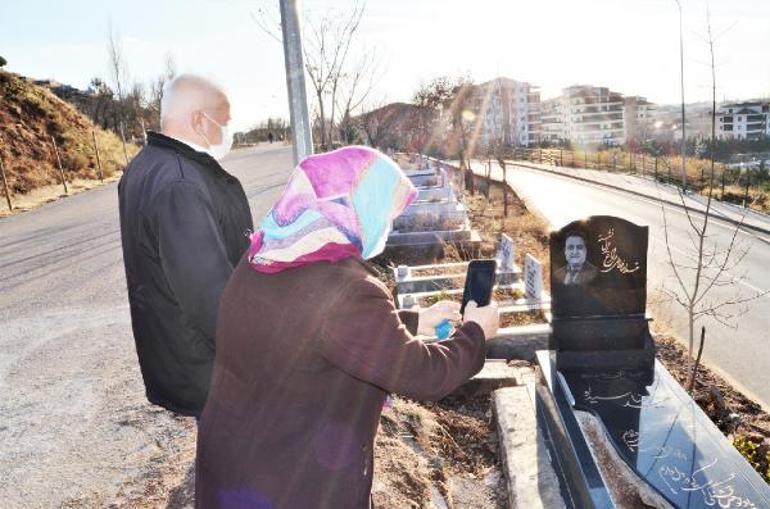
[
  {"xmin": 415, "ymin": 184, "xmax": 456, "ymax": 203},
  {"xmin": 452, "ymin": 359, "xmax": 518, "ymax": 399},
  {"xmin": 385, "ymin": 227, "xmax": 482, "ymax": 257},
  {"xmin": 536, "ymin": 351, "xmax": 770, "ymax": 508},
  {"xmin": 393, "ymin": 201, "xmax": 468, "ymax": 232},
  {"xmin": 486, "ymin": 325, "xmax": 552, "ymax": 362},
  {"xmin": 394, "ymin": 261, "xmax": 521, "ymax": 294}
]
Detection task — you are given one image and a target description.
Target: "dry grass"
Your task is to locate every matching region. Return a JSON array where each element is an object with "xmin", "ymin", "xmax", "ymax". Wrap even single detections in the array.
[
  {"xmin": 373, "ymin": 397, "xmax": 505, "ymax": 508},
  {"xmin": 461, "ymin": 180, "xmax": 551, "ymax": 291},
  {"xmin": 533, "ymin": 148, "xmax": 770, "ymax": 214},
  {"xmin": 0, "ymin": 71, "xmax": 137, "ymax": 202}
]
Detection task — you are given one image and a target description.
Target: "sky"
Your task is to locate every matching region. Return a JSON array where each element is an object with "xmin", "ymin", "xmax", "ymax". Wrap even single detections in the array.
[{"xmin": 2, "ymin": 0, "xmax": 770, "ymax": 131}]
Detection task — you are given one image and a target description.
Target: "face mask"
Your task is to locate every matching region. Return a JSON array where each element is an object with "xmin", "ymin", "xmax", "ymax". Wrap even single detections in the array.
[{"xmin": 200, "ymin": 112, "xmax": 233, "ymax": 160}]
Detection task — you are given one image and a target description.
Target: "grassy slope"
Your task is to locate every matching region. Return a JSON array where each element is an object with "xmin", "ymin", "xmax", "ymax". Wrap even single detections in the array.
[{"xmin": 0, "ymin": 71, "xmax": 137, "ymax": 195}]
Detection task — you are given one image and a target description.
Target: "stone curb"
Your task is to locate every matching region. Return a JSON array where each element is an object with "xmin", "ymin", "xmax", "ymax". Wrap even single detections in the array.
[
  {"xmin": 493, "ymin": 385, "xmax": 567, "ymax": 509},
  {"xmin": 506, "ymin": 161, "xmax": 770, "ymax": 238}
]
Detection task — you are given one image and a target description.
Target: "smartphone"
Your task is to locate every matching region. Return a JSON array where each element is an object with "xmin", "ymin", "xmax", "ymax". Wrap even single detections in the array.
[{"xmin": 460, "ymin": 259, "xmax": 497, "ymax": 315}]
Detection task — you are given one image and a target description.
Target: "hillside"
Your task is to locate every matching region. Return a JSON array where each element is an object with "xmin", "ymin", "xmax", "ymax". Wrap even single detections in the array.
[
  {"xmin": 0, "ymin": 70, "xmax": 136, "ymax": 196},
  {"xmin": 357, "ymin": 102, "xmax": 433, "ymax": 151}
]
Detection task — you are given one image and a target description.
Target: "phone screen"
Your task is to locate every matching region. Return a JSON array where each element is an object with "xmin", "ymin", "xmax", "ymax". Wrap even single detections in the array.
[{"xmin": 461, "ymin": 260, "xmax": 497, "ymax": 315}]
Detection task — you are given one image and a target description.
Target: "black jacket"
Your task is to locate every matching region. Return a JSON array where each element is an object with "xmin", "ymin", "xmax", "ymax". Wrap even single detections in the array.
[{"xmin": 118, "ymin": 132, "xmax": 253, "ymax": 416}]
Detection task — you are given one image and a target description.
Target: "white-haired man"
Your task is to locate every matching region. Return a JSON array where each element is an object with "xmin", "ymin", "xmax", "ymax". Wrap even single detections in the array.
[{"xmin": 118, "ymin": 74, "xmax": 253, "ymax": 418}]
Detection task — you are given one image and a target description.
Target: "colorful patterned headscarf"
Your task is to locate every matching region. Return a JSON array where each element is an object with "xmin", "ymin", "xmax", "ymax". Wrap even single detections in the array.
[{"xmin": 248, "ymin": 146, "xmax": 417, "ymax": 273}]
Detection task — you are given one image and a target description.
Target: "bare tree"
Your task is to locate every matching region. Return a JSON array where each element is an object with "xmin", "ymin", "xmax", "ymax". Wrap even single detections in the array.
[
  {"xmin": 412, "ymin": 75, "xmax": 478, "ymax": 169},
  {"xmin": 490, "ymin": 139, "xmax": 511, "ymax": 216},
  {"xmin": 107, "ymin": 23, "xmax": 128, "ymax": 105},
  {"xmin": 660, "ymin": 8, "xmax": 765, "ymax": 392},
  {"xmin": 253, "ymin": 0, "xmax": 372, "ymax": 150},
  {"xmin": 335, "ymin": 48, "xmax": 381, "ymax": 145},
  {"xmin": 107, "ymin": 23, "xmax": 131, "ymax": 158},
  {"xmin": 149, "ymin": 53, "xmax": 177, "ymax": 129}
]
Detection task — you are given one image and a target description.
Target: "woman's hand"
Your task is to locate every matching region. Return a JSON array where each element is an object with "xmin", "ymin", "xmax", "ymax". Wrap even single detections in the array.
[
  {"xmin": 417, "ymin": 300, "xmax": 462, "ymax": 336},
  {"xmin": 463, "ymin": 300, "xmax": 499, "ymax": 341}
]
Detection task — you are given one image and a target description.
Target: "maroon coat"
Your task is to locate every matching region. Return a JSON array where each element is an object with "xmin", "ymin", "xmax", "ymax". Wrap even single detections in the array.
[{"xmin": 196, "ymin": 256, "xmax": 486, "ymax": 509}]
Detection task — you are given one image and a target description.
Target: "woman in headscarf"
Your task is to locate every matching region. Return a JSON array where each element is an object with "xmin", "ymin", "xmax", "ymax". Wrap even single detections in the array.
[{"xmin": 195, "ymin": 146, "xmax": 498, "ymax": 509}]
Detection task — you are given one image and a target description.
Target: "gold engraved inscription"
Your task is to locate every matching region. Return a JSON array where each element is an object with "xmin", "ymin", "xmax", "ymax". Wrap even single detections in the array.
[{"xmin": 597, "ymin": 228, "xmax": 641, "ymax": 274}]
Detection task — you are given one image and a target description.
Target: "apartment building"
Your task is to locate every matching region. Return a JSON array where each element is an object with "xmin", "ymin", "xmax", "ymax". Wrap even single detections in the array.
[
  {"xmin": 624, "ymin": 96, "xmax": 656, "ymax": 143},
  {"xmin": 473, "ymin": 78, "xmax": 541, "ymax": 147},
  {"xmin": 718, "ymin": 101, "xmax": 770, "ymax": 140},
  {"xmin": 560, "ymin": 85, "xmax": 626, "ymax": 146},
  {"xmin": 541, "ymin": 97, "xmax": 566, "ymax": 143}
]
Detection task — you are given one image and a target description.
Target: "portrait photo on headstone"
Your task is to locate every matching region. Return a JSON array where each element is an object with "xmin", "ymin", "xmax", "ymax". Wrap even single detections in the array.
[{"xmin": 550, "ymin": 216, "xmax": 648, "ymax": 318}]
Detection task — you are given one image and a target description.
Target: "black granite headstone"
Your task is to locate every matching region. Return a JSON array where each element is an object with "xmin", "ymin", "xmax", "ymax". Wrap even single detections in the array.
[
  {"xmin": 550, "ymin": 215, "xmax": 648, "ymax": 318},
  {"xmin": 549, "ymin": 216, "xmax": 654, "ymax": 374}
]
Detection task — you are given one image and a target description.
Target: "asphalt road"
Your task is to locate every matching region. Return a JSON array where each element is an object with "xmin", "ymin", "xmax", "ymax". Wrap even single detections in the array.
[
  {"xmin": 504, "ymin": 165, "xmax": 770, "ymax": 408},
  {"xmin": 0, "ymin": 143, "xmax": 294, "ymax": 507}
]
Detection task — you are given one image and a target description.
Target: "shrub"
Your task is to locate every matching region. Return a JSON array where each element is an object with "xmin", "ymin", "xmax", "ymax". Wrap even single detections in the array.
[{"xmin": 733, "ymin": 435, "xmax": 770, "ymax": 483}]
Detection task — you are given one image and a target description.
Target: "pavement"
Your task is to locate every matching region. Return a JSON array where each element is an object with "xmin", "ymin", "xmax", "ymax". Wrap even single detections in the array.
[
  {"xmin": 501, "ymin": 160, "xmax": 770, "ymax": 235},
  {"xmin": 0, "ymin": 142, "xmax": 293, "ymax": 507},
  {"xmin": 467, "ymin": 159, "xmax": 770, "ymax": 410}
]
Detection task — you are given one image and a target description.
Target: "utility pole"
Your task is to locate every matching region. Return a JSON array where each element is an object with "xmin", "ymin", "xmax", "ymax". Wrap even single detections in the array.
[
  {"xmin": 673, "ymin": 0, "xmax": 688, "ymax": 190},
  {"xmin": 280, "ymin": 0, "xmax": 313, "ymax": 165}
]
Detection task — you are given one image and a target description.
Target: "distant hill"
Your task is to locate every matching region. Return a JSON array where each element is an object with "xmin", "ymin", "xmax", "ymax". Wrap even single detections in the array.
[
  {"xmin": 356, "ymin": 102, "xmax": 433, "ymax": 151},
  {"xmin": 0, "ymin": 71, "xmax": 135, "ymax": 195}
]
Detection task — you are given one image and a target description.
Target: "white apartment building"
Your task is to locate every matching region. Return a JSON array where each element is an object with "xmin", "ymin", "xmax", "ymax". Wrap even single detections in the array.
[
  {"xmin": 561, "ymin": 85, "xmax": 626, "ymax": 146},
  {"xmin": 473, "ymin": 78, "xmax": 541, "ymax": 147},
  {"xmin": 541, "ymin": 97, "xmax": 566, "ymax": 143},
  {"xmin": 717, "ymin": 102, "xmax": 770, "ymax": 140},
  {"xmin": 624, "ymin": 96, "xmax": 655, "ymax": 143},
  {"xmin": 539, "ymin": 86, "xmax": 657, "ymax": 147}
]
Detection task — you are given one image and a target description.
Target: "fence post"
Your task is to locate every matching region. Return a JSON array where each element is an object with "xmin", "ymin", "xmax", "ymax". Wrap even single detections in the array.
[
  {"xmin": 502, "ymin": 164, "xmax": 509, "ymax": 217},
  {"xmin": 0, "ymin": 155, "xmax": 13, "ymax": 211},
  {"xmin": 119, "ymin": 122, "xmax": 129, "ymax": 165},
  {"xmin": 654, "ymin": 157, "xmax": 658, "ymax": 180},
  {"xmin": 743, "ymin": 169, "xmax": 750, "ymax": 208},
  {"xmin": 597, "ymin": 151, "xmax": 601, "ymax": 170},
  {"xmin": 51, "ymin": 136, "xmax": 68, "ymax": 194},
  {"xmin": 92, "ymin": 130, "xmax": 105, "ymax": 183},
  {"xmin": 721, "ymin": 164, "xmax": 726, "ymax": 200},
  {"xmin": 560, "ymin": 148, "xmax": 564, "ymax": 167}
]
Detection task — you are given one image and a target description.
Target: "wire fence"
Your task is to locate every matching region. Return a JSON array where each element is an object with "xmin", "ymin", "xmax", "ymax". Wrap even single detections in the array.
[
  {"xmin": 500, "ymin": 148, "xmax": 769, "ymax": 213},
  {"xmin": 0, "ymin": 129, "xmax": 129, "ymax": 213}
]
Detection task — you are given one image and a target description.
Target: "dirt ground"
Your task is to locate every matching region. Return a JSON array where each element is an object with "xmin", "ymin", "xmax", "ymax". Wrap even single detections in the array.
[
  {"xmin": 372, "ymin": 397, "xmax": 506, "ymax": 509},
  {"xmin": 0, "ymin": 174, "xmax": 122, "ymax": 218}
]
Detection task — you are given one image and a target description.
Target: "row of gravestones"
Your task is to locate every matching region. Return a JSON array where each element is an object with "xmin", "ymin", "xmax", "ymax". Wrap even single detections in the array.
[
  {"xmin": 386, "ymin": 156, "xmax": 477, "ymax": 248},
  {"xmin": 393, "ymin": 233, "xmax": 551, "ymax": 336}
]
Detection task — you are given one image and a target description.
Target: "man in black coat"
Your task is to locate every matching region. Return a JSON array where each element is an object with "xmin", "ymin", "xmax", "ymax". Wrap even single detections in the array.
[{"xmin": 118, "ymin": 74, "xmax": 253, "ymax": 417}]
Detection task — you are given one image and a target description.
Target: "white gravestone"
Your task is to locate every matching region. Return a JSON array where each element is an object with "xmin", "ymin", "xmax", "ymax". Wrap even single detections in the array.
[
  {"xmin": 524, "ymin": 254, "xmax": 543, "ymax": 300},
  {"xmin": 496, "ymin": 234, "xmax": 515, "ymax": 272}
]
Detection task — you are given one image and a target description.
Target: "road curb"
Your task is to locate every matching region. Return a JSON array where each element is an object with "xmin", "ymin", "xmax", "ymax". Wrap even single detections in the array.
[{"xmin": 507, "ymin": 161, "xmax": 770, "ymax": 238}]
